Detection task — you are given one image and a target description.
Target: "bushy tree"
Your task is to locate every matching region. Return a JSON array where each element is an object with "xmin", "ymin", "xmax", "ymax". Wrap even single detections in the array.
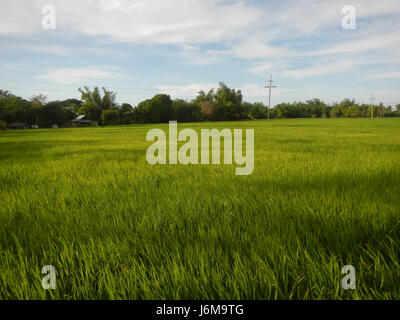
[
  {"xmin": 194, "ymin": 83, "xmax": 243, "ymax": 121},
  {"xmin": 382, "ymin": 106, "xmax": 396, "ymax": 117},
  {"xmin": 343, "ymin": 105, "xmax": 361, "ymax": 118},
  {"xmin": 194, "ymin": 90, "xmax": 215, "ymax": 120},
  {"xmin": 78, "ymin": 87, "xmax": 117, "ymax": 121},
  {"xmin": 119, "ymin": 103, "xmax": 134, "ymax": 124},
  {"xmin": 274, "ymin": 102, "xmax": 311, "ymax": 118},
  {"xmin": 198, "ymin": 100, "xmax": 215, "ymax": 121},
  {"xmin": 249, "ymin": 102, "xmax": 268, "ymax": 119},
  {"xmin": 396, "ymin": 104, "xmax": 400, "ymax": 116},
  {"xmin": 193, "ymin": 89, "xmax": 214, "ymax": 104},
  {"xmin": 40, "ymin": 101, "xmax": 69, "ymax": 126},
  {"xmin": 330, "ymin": 99, "xmax": 356, "ymax": 118},
  {"xmin": 0, "ymin": 90, "xmax": 81, "ymax": 127},
  {"xmin": 330, "ymin": 105, "xmax": 342, "ymax": 118},
  {"xmin": 0, "ymin": 96, "xmax": 29, "ymax": 123},
  {"xmin": 78, "ymin": 101, "xmax": 101, "ymax": 122},
  {"xmin": 306, "ymin": 98, "xmax": 328, "ymax": 118},
  {"xmin": 213, "ymin": 82, "xmax": 243, "ymax": 120},
  {"xmin": 1, "ymin": 86, "xmax": 399, "ymax": 127},
  {"xmin": 172, "ymin": 99, "xmax": 202, "ymax": 122},
  {"xmin": 101, "ymin": 109, "xmax": 120, "ymax": 124},
  {"xmin": 135, "ymin": 94, "xmax": 173, "ymax": 123}
]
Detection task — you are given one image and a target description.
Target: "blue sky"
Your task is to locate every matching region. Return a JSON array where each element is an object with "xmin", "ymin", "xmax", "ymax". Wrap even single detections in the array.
[{"xmin": 0, "ymin": 0, "xmax": 399, "ymax": 106}]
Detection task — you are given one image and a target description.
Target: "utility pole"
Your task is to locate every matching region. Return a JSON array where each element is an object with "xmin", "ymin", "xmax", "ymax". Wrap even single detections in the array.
[
  {"xmin": 370, "ymin": 94, "xmax": 375, "ymax": 118},
  {"xmin": 265, "ymin": 75, "xmax": 276, "ymax": 120}
]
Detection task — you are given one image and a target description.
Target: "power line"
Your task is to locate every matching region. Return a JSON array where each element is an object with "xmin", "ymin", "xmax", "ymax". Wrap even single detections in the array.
[{"xmin": 265, "ymin": 75, "xmax": 276, "ymax": 120}]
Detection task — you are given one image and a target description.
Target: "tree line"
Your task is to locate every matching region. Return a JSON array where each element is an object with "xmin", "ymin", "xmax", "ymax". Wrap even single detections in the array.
[
  {"xmin": 1, "ymin": 83, "xmax": 399, "ymax": 128},
  {"xmin": 273, "ymin": 98, "xmax": 399, "ymax": 118}
]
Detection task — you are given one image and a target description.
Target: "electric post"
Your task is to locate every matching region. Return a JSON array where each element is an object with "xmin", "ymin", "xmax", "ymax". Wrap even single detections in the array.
[
  {"xmin": 370, "ymin": 94, "xmax": 375, "ymax": 118},
  {"xmin": 265, "ymin": 75, "xmax": 276, "ymax": 120}
]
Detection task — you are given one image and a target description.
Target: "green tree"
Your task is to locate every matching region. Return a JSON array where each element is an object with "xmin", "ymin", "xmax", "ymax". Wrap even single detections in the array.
[
  {"xmin": 1, "ymin": 96, "xmax": 28, "ymax": 124},
  {"xmin": 119, "ymin": 103, "xmax": 134, "ymax": 124},
  {"xmin": 193, "ymin": 89, "xmax": 214, "ymax": 104},
  {"xmin": 213, "ymin": 82, "xmax": 243, "ymax": 121},
  {"xmin": 194, "ymin": 89, "xmax": 216, "ymax": 120},
  {"xmin": 198, "ymin": 100, "xmax": 215, "ymax": 121},
  {"xmin": 396, "ymin": 104, "xmax": 400, "ymax": 116},
  {"xmin": 101, "ymin": 109, "xmax": 120, "ymax": 124},
  {"xmin": 172, "ymin": 99, "xmax": 202, "ymax": 122},
  {"xmin": 62, "ymin": 99, "xmax": 81, "ymax": 120},
  {"xmin": 78, "ymin": 102, "xmax": 101, "ymax": 122},
  {"xmin": 330, "ymin": 99, "xmax": 355, "ymax": 118},
  {"xmin": 78, "ymin": 87, "xmax": 117, "ymax": 121},
  {"xmin": 343, "ymin": 105, "xmax": 361, "ymax": 118},
  {"xmin": 249, "ymin": 102, "xmax": 268, "ymax": 119},
  {"xmin": 136, "ymin": 94, "xmax": 173, "ymax": 123},
  {"xmin": 306, "ymin": 98, "xmax": 328, "ymax": 118},
  {"xmin": 40, "ymin": 101, "xmax": 68, "ymax": 126}
]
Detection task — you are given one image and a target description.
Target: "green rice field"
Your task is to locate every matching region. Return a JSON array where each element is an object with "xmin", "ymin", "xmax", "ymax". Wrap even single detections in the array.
[{"xmin": 0, "ymin": 118, "xmax": 399, "ymax": 299}]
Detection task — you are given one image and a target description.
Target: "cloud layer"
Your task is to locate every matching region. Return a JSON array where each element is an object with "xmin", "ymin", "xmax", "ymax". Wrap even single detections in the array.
[{"xmin": 0, "ymin": 0, "xmax": 399, "ymax": 104}]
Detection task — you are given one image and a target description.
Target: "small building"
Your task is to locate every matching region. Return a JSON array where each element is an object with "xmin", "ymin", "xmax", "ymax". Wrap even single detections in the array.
[
  {"xmin": 67, "ymin": 115, "xmax": 98, "ymax": 127},
  {"xmin": 7, "ymin": 122, "xmax": 26, "ymax": 130},
  {"xmin": 52, "ymin": 124, "xmax": 58, "ymax": 129}
]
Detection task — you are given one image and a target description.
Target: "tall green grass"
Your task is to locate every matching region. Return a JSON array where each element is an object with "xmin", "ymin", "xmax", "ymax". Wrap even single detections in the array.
[{"xmin": 0, "ymin": 118, "xmax": 399, "ymax": 299}]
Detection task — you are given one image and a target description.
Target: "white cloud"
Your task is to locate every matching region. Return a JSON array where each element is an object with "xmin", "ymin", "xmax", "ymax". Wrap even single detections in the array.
[
  {"xmin": 1, "ymin": 0, "xmax": 400, "ymax": 105},
  {"xmin": 1, "ymin": 0, "xmax": 400, "ymax": 65},
  {"xmin": 0, "ymin": 1, "xmax": 42, "ymax": 35},
  {"xmin": 156, "ymin": 83, "xmax": 217, "ymax": 97},
  {"xmin": 267, "ymin": 0, "xmax": 400, "ymax": 35},
  {"xmin": 1, "ymin": 0, "xmax": 400, "ymax": 46},
  {"xmin": 372, "ymin": 89, "xmax": 400, "ymax": 105},
  {"xmin": 28, "ymin": 45, "xmax": 70, "ymax": 56},
  {"xmin": 309, "ymin": 31, "xmax": 400, "ymax": 56},
  {"xmin": 57, "ymin": 0, "xmax": 263, "ymax": 44},
  {"xmin": 358, "ymin": 71, "xmax": 400, "ymax": 81},
  {"xmin": 248, "ymin": 63, "xmax": 275, "ymax": 75},
  {"xmin": 282, "ymin": 59, "xmax": 357, "ymax": 79},
  {"xmin": 37, "ymin": 67, "xmax": 117, "ymax": 84},
  {"xmin": 228, "ymin": 38, "xmax": 293, "ymax": 60},
  {"xmin": 178, "ymin": 45, "xmax": 221, "ymax": 65}
]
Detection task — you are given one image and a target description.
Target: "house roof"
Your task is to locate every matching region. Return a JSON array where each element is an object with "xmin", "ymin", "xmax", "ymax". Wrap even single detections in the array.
[{"xmin": 75, "ymin": 115, "xmax": 86, "ymax": 121}]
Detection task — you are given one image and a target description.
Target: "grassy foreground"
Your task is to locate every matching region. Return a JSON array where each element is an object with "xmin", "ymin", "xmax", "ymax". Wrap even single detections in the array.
[{"xmin": 0, "ymin": 118, "xmax": 399, "ymax": 299}]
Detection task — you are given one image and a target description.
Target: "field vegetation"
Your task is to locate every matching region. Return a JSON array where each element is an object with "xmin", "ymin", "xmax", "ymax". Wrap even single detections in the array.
[{"xmin": 0, "ymin": 118, "xmax": 399, "ymax": 299}]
